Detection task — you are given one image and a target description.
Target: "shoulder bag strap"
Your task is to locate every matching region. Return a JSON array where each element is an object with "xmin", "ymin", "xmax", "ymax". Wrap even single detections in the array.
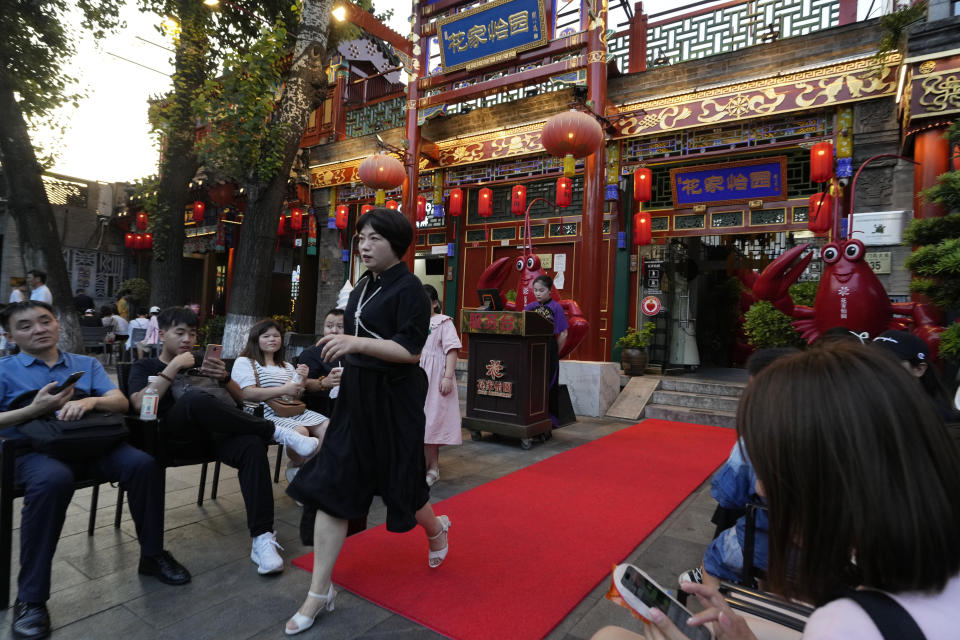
[
  {"xmin": 844, "ymin": 590, "xmax": 926, "ymax": 640},
  {"xmin": 250, "ymin": 359, "xmax": 262, "ymax": 388}
]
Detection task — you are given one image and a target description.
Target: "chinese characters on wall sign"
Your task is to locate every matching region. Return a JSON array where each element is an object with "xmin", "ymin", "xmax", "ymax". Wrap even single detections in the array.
[
  {"xmin": 670, "ymin": 157, "xmax": 786, "ymax": 208},
  {"xmin": 437, "ymin": 0, "xmax": 548, "ymax": 72}
]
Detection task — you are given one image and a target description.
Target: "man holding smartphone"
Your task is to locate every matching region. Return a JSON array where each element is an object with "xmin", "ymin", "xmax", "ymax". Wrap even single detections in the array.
[
  {"xmin": 127, "ymin": 307, "xmax": 312, "ymax": 576},
  {"xmin": 0, "ymin": 301, "xmax": 190, "ymax": 640}
]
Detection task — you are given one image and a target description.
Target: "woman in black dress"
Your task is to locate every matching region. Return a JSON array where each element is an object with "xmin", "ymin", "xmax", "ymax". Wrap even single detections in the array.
[{"xmin": 285, "ymin": 208, "xmax": 451, "ymax": 635}]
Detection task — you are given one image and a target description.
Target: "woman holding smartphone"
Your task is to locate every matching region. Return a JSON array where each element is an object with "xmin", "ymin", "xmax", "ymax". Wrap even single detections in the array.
[
  {"xmin": 593, "ymin": 342, "xmax": 960, "ymax": 640},
  {"xmin": 284, "ymin": 208, "xmax": 451, "ymax": 635},
  {"xmin": 231, "ymin": 320, "xmax": 329, "ymax": 465}
]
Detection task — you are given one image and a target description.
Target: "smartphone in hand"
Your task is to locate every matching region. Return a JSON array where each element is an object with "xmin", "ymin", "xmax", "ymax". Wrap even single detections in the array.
[
  {"xmin": 613, "ymin": 564, "xmax": 713, "ymax": 640},
  {"xmin": 51, "ymin": 371, "xmax": 84, "ymax": 394},
  {"xmin": 204, "ymin": 344, "xmax": 222, "ymax": 361}
]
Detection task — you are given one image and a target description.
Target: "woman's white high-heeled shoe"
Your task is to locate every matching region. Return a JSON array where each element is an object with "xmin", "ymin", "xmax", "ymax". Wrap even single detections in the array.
[
  {"xmin": 285, "ymin": 583, "xmax": 337, "ymax": 635},
  {"xmin": 427, "ymin": 515, "xmax": 451, "ymax": 569}
]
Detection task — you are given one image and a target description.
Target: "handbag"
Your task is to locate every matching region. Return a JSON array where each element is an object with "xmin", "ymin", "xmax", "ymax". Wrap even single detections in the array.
[
  {"xmin": 251, "ymin": 360, "xmax": 306, "ymax": 417},
  {"xmin": 10, "ymin": 390, "xmax": 128, "ymax": 461},
  {"xmin": 170, "ymin": 368, "xmax": 237, "ymax": 407}
]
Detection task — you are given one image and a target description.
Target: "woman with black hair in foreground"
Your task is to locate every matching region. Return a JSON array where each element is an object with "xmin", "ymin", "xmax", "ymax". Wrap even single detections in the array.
[{"xmin": 594, "ymin": 342, "xmax": 960, "ymax": 639}]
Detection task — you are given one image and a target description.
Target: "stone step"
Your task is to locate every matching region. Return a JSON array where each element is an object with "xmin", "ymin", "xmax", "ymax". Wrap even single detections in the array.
[
  {"xmin": 658, "ymin": 378, "xmax": 745, "ymax": 397},
  {"xmin": 643, "ymin": 404, "xmax": 737, "ymax": 429},
  {"xmin": 650, "ymin": 389, "xmax": 740, "ymax": 413}
]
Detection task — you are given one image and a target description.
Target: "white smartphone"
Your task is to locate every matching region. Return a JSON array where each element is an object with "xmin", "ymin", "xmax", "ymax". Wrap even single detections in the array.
[{"xmin": 613, "ymin": 564, "xmax": 713, "ymax": 640}]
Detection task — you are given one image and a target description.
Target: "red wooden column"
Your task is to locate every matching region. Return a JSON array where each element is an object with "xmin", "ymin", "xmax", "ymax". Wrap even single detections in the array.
[
  {"xmin": 402, "ymin": 15, "xmax": 425, "ymax": 272},
  {"xmin": 579, "ymin": 1, "xmax": 609, "ymax": 361},
  {"xmin": 913, "ymin": 127, "xmax": 950, "ymax": 219},
  {"xmin": 333, "ymin": 67, "xmax": 348, "ymax": 142},
  {"xmin": 628, "ymin": 2, "xmax": 648, "ymax": 73}
]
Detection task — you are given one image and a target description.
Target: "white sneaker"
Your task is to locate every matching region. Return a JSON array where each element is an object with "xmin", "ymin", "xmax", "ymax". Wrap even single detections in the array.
[
  {"xmin": 275, "ymin": 428, "xmax": 320, "ymax": 458},
  {"xmin": 251, "ymin": 531, "xmax": 284, "ymax": 575}
]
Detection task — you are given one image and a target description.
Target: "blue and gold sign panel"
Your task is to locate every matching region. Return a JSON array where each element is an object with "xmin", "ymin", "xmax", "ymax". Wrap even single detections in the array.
[
  {"xmin": 437, "ymin": 0, "xmax": 548, "ymax": 73},
  {"xmin": 669, "ymin": 157, "xmax": 787, "ymax": 208}
]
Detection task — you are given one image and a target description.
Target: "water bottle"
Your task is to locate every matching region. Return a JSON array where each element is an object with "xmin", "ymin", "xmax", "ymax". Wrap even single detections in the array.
[
  {"xmin": 282, "ymin": 372, "xmax": 303, "ymax": 402},
  {"xmin": 139, "ymin": 376, "xmax": 160, "ymax": 421}
]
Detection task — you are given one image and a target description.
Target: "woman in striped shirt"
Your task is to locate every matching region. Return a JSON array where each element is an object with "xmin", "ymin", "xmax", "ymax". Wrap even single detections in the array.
[{"xmin": 232, "ymin": 319, "xmax": 329, "ymax": 468}]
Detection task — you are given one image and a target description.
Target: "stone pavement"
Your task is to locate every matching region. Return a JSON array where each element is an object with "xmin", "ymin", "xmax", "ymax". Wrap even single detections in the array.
[{"xmin": 0, "ymin": 414, "xmax": 720, "ymax": 640}]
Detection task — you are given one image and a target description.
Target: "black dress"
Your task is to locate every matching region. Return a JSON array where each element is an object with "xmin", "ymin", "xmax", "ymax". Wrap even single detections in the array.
[{"xmin": 287, "ymin": 262, "xmax": 432, "ymax": 532}]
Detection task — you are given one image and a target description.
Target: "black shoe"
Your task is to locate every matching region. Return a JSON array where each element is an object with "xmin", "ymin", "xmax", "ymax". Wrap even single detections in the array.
[
  {"xmin": 12, "ymin": 600, "xmax": 50, "ymax": 640},
  {"xmin": 138, "ymin": 550, "xmax": 191, "ymax": 585}
]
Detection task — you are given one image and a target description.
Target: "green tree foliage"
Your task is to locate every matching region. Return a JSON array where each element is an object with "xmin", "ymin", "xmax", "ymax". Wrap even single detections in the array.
[
  {"xmin": 939, "ymin": 322, "xmax": 960, "ymax": 362},
  {"xmin": 743, "ymin": 301, "xmax": 803, "ymax": 348},
  {"xmin": 904, "ymin": 122, "xmax": 960, "ymax": 310},
  {"xmin": 789, "ymin": 280, "xmax": 819, "ymax": 307}
]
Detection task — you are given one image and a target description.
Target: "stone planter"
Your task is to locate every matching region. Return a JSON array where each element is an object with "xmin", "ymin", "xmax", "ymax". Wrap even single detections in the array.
[{"xmin": 620, "ymin": 348, "xmax": 648, "ymax": 376}]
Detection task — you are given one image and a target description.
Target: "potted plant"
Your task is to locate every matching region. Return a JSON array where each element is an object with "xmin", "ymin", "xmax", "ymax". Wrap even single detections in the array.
[{"xmin": 616, "ymin": 323, "xmax": 656, "ymax": 376}]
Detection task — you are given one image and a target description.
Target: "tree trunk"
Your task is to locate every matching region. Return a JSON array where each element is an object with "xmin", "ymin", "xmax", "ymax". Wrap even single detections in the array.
[
  {"xmin": 315, "ymin": 225, "xmax": 349, "ymax": 321},
  {"xmin": 149, "ymin": 1, "xmax": 210, "ymax": 309},
  {"xmin": 0, "ymin": 71, "xmax": 83, "ymax": 353},
  {"xmin": 222, "ymin": 0, "xmax": 331, "ymax": 357}
]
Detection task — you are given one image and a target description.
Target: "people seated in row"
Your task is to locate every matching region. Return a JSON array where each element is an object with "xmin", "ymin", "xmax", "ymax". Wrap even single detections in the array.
[
  {"xmin": 0, "ymin": 301, "xmax": 190, "ymax": 640},
  {"xmin": 595, "ymin": 342, "xmax": 960, "ymax": 640},
  {"xmin": 127, "ymin": 307, "xmax": 320, "ymax": 578}
]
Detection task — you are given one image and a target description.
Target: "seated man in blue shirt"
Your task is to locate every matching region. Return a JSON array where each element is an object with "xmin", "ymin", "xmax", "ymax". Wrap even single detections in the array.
[{"xmin": 0, "ymin": 301, "xmax": 189, "ymax": 640}]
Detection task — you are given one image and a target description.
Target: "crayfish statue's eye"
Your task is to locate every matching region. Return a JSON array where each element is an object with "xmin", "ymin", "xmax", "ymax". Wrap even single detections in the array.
[
  {"xmin": 515, "ymin": 258, "xmax": 524, "ymax": 271},
  {"xmin": 844, "ymin": 240, "xmax": 864, "ymax": 261},
  {"xmin": 821, "ymin": 244, "xmax": 840, "ymax": 264},
  {"xmin": 526, "ymin": 257, "xmax": 536, "ymax": 269}
]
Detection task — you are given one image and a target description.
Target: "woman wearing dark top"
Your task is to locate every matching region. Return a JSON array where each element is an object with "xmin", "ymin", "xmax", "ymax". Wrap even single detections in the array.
[
  {"xmin": 285, "ymin": 209, "xmax": 451, "ymax": 635},
  {"xmin": 524, "ymin": 274, "xmax": 568, "ymax": 427}
]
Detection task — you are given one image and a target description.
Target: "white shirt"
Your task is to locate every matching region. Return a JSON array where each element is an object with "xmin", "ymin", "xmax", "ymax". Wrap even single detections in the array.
[
  {"xmin": 126, "ymin": 317, "xmax": 151, "ymax": 349},
  {"xmin": 8, "ymin": 290, "xmax": 24, "ymax": 303},
  {"xmin": 804, "ymin": 573, "xmax": 960, "ymax": 639},
  {"xmin": 30, "ymin": 285, "xmax": 53, "ymax": 304}
]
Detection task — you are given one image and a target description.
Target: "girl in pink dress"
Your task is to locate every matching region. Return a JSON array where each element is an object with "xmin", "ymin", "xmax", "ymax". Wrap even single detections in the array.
[{"xmin": 420, "ymin": 285, "xmax": 461, "ymax": 487}]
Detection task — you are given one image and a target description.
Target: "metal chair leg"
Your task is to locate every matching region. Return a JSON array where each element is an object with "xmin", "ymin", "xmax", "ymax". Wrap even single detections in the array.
[
  {"xmin": 88, "ymin": 485, "xmax": 99, "ymax": 535},
  {"xmin": 274, "ymin": 445, "xmax": 283, "ymax": 484},
  {"xmin": 115, "ymin": 487, "xmax": 125, "ymax": 529},
  {"xmin": 197, "ymin": 463, "xmax": 208, "ymax": 507},
  {"xmin": 210, "ymin": 462, "xmax": 221, "ymax": 500}
]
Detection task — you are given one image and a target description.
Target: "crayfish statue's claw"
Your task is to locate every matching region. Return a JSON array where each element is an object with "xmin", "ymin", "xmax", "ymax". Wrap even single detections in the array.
[
  {"xmin": 753, "ymin": 244, "xmax": 812, "ymax": 303},
  {"xmin": 476, "ymin": 257, "xmax": 515, "ymax": 305}
]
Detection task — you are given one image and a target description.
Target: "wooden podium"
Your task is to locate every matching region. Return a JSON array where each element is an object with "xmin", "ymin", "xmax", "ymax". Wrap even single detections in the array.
[{"xmin": 460, "ymin": 310, "xmax": 554, "ymax": 449}]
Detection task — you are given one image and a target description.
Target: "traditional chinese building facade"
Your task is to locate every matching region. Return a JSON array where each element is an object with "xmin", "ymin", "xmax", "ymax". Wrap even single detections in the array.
[{"xmin": 296, "ymin": 0, "xmax": 957, "ymax": 367}]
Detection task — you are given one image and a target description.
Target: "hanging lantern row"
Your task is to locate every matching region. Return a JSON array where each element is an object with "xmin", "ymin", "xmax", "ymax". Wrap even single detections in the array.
[
  {"xmin": 633, "ymin": 167, "xmax": 652, "ymax": 203},
  {"xmin": 810, "ymin": 141, "xmax": 834, "ymax": 183},
  {"xmin": 357, "ymin": 152, "xmax": 405, "ymax": 205},
  {"xmin": 808, "ymin": 192, "xmax": 833, "ymax": 234},
  {"xmin": 541, "ymin": 109, "xmax": 605, "ymax": 178},
  {"xmin": 125, "ymin": 233, "xmax": 153, "ymax": 250},
  {"xmin": 633, "ymin": 215, "xmax": 651, "ymax": 246},
  {"xmin": 511, "ymin": 185, "xmax": 526, "ymax": 216}
]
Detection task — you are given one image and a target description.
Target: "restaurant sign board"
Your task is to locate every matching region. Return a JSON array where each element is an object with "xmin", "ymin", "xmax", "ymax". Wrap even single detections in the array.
[
  {"xmin": 437, "ymin": 0, "xmax": 548, "ymax": 73},
  {"xmin": 670, "ymin": 157, "xmax": 787, "ymax": 208}
]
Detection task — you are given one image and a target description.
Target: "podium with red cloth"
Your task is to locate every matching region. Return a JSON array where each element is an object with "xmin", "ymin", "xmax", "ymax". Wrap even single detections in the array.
[{"xmin": 460, "ymin": 310, "xmax": 554, "ymax": 449}]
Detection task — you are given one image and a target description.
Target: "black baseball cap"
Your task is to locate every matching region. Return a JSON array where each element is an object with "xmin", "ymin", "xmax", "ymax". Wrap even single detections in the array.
[{"xmin": 872, "ymin": 330, "xmax": 929, "ymax": 364}]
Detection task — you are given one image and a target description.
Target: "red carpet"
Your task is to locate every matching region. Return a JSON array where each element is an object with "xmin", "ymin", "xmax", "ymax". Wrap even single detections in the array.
[{"xmin": 292, "ymin": 419, "xmax": 736, "ymax": 640}]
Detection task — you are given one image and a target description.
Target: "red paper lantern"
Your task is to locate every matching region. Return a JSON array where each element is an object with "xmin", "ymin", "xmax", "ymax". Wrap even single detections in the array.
[
  {"xmin": 511, "ymin": 185, "xmax": 526, "ymax": 216},
  {"xmin": 358, "ymin": 152, "xmax": 405, "ymax": 205},
  {"xmin": 541, "ymin": 110, "xmax": 604, "ymax": 178},
  {"xmin": 556, "ymin": 177, "xmax": 572, "ymax": 208},
  {"xmin": 143, "ymin": 233, "xmax": 153, "ymax": 249},
  {"xmin": 124, "ymin": 233, "xmax": 135, "ymax": 249},
  {"xmin": 449, "ymin": 188, "xmax": 463, "ymax": 216},
  {"xmin": 808, "ymin": 192, "xmax": 833, "ymax": 234},
  {"xmin": 277, "ymin": 214, "xmax": 287, "ymax": 236},
  {"xmin": 134, "ymin": 233, "xmax": 145, "ymax": 250},
  {"xmin": 633, "ymin": 167, "xmax": 652, "ymax": 202},
  {"xmin": 290, "ymin": 207, "xmax": 303, "ymax": 231},
  {"xmin": 810, "ymin": 141, "xmax": 834, "ymax": 183},
  {"xmin": 385, "ymin": 200, "xmax": 398, "ymax": 210},
  {"xmin": 335, "ymin": 205, "xmax": 349, "ymax": 229},
  {"xmin": 633, "ymin": 213, "xmax": 652, "ymax": 246},
  {"xmin": 193, "ymin": 200, "xmax": 206, "ymax": 223},
  {"xmin": 478, "ymin": 188, "xmax": 493, "ymax": 217},
  {"xmin": 416, "ymin": 195, "xmax": 427, "ymax": 222},
  {"xmin": 361, "ymin": 204, "xmax": 374, "ymax": 215},
  {"xmin": 135, "ymin": 211, "xmax": 148, "ymax": 230}
]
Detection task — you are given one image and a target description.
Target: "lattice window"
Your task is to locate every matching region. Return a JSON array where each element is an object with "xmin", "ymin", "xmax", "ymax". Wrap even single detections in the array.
[
  {"xmin": 646, "ymin": 0, "xmax": 839, "ymax": 67},
  {"xmin": 345, "ymin": 96, "xmax": 406, "ymax": 138}
]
